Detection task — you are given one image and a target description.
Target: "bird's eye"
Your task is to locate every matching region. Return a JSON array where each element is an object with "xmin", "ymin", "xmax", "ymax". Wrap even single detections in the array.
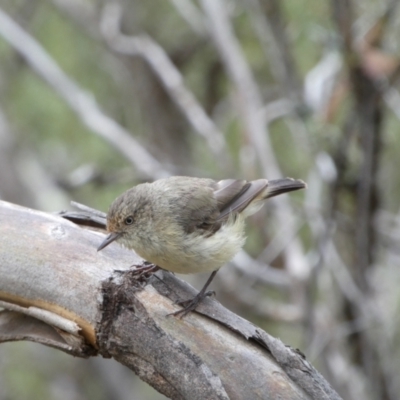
[{"xmin": 125, "ymin": 216, "xmax": 134, "ymax": 225}]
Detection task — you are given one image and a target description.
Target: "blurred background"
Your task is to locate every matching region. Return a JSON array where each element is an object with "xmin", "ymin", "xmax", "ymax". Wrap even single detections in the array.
[{"xmin": 1, "ymin": 0, "xmax": 400, "ymax": 399}]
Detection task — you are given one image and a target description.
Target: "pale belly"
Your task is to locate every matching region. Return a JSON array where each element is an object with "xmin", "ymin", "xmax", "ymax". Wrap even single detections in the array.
[{"xmin": 135, "ymin": 218, "xmax": 246, "ymax": 274}]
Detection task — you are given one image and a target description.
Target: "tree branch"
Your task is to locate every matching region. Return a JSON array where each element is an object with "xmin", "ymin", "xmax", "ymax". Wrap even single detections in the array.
[{"xmin": 0, "ymin": 200, "xmax": 341, "ymax": 400}]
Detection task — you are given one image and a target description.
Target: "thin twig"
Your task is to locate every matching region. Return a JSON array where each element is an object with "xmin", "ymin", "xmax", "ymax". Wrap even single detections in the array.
[
  {"xmin": 100, "ymin": 3, "xmax": 229, "ymax": 162},
  {"xmin": 169, "ymin": 0, "xmax": 207, "ymax": 36},
  {"xmin": 244, "ymin": 0, "xmax": 301, "ymax": 98}
]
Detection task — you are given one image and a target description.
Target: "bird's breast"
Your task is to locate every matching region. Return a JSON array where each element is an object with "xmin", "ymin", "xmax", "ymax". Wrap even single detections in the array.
[{"xmin": 135, "ymin": 217, "xmax": 246, "ymax": 274}]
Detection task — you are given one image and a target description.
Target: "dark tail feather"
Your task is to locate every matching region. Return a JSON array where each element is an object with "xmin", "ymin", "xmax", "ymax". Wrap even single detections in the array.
[{"xmin": 265, "ymin": 178, "xmax": 306, "ymax": 199}]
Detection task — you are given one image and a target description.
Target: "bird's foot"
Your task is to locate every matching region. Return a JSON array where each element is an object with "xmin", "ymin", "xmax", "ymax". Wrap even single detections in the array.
[
  {"xmin": 114, "ymin": 262, "xmax": 159, "ymax": 284},
  {"xmin": 168, "ymin": 290, "xmax": 215, "ymax": 319},
  {"xmin": 131, "ymin": 262, "xmax": 160, "ymax": 277}
]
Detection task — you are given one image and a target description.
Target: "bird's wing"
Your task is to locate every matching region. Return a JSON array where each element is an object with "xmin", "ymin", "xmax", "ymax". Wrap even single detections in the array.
[
  {"xmin": 214, "ymin": 179, "xmax": 248, "ymax": 207},
  {"xmin": 179, "ymin": 178, "xmax": 304, "ymax": 235},
  {"xmin": 177, "ymin": 178, "xmax": 256, "ymax": 235},
  {"xmin": 215, "ymin": 179, "xmax": 268, "ymax": 221}
]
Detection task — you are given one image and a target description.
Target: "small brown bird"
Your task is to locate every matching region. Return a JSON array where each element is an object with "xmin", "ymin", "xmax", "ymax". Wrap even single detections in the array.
[{"xmin": 98, "ymin": 176, "xmax": 306, "ymax": 317}]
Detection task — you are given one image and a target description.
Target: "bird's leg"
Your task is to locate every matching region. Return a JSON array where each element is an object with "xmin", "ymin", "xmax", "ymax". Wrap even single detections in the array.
[{"xmin": 169, "ymin": 270, "xmax": 218, "ymax": 318}]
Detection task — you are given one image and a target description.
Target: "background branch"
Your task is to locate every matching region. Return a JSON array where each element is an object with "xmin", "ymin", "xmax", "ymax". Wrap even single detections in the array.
[{"xmin": 0, "ymin": 8, "xmax": 167, "ymax": 180}]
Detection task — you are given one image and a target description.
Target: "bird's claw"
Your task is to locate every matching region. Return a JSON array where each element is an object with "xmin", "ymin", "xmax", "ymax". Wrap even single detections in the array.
[
  {"xmin": 130, "ymin": 263, "xmax": 159, "ymax": 277},
  {"xmin": 169, "ymin": 290, "xmax": 215, "ymax": 318}
]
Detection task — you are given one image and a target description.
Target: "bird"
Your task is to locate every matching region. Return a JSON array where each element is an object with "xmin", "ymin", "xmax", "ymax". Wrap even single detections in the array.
[{"xmin": 97, "ymin": 176, "xmax": 306, "ymax": 317}]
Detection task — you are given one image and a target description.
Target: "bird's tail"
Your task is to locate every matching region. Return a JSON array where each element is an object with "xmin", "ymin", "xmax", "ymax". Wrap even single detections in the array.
[{"xmin": 264, "ymin": 178, "xmax": 306, "ymax": 199}]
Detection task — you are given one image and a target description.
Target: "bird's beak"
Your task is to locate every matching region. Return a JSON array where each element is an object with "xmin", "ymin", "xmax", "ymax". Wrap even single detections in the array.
[{"xmin": 97, "ymin": 232, "xmax": 122, "ymax": 251}]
